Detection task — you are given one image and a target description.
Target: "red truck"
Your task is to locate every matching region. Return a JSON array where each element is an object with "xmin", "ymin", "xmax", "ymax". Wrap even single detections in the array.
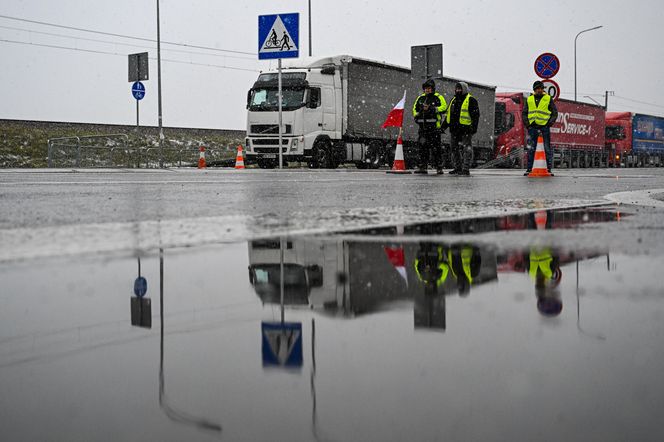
[
  {"xmin": 494, "ymin": 92, "xmax": 606, "ymax": 168},
  {"xmin": 605, "ymin": 112, "xmax": 664, "ymax": 167}
]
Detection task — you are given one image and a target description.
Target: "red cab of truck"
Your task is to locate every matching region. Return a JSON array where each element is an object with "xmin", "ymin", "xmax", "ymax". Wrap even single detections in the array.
[
  {"xmin": 494, "ymin": 92, "xmax": 606, "ymax": 167},
  {"xmin": 604, "ymin": 112, "xmax": 632, "ymax": 166}
]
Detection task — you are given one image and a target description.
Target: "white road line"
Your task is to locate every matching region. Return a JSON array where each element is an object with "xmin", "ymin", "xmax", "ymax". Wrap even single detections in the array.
[{"xmin": 605, "ymin": 189, "xmax": 664, "ymax": 208}]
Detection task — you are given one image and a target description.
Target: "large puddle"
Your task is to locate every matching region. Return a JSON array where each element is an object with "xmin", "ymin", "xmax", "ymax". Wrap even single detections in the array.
[{"xmin": 1, "ymin": 207, "xmax": 663, "ymax": 441}]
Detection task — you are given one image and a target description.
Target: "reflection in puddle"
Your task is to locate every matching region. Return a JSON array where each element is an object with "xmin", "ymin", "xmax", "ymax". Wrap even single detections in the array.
[
  {"xmin": 4, "ymin": 206, "xmax": 664, "ymax": 441},
  {"xmin": 249, "ymin": 208, "xmax": 620, "ymax": 331}
]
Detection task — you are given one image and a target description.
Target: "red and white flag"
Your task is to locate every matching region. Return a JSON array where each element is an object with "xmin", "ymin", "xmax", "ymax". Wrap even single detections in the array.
[{"xmin": 381, "ymin": 90, "xmax": 407, "ymax": 129}]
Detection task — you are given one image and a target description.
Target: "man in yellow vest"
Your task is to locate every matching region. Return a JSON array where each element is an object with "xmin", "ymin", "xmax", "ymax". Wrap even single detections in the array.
[
  {"xmin": 442, "ymin": 82, "xmax": 480, "ymax": 176},
  {"xmin": 412, "ymin": 79, "xmax": 448, "ymax": 174},
  {"xmin": 523, "ymin": 81, "xmax": 558, "ymax": 176}
]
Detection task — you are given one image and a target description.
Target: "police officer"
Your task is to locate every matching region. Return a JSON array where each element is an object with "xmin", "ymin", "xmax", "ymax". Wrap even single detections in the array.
[
  {"xmin": 442, "ymin": 82, "xmax": 480, "ymax": 176},
  {"xmin": 412, "ymin": 79, "xmax": 447, "ymax": 174},
  {"xmin": 523, "ymin": 80, "xmax": 558, "ymax": 176}
]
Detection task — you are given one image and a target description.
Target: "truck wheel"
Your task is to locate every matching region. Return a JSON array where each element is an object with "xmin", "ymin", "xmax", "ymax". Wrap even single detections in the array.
[
  {"xmin": 365, "ymin": 141, "xmax": 384, "ymax": 169},
  {"xmin": 257, "ymin": 158, "xmax": 277, "ymax": 169},
  {"xmin": 309, "ymin": 139, "xmax": 334, "ymax": 169}
]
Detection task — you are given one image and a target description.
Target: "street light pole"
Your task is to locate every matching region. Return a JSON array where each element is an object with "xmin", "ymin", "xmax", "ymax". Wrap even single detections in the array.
[
  {"xmin": 157, "ymin": 0, "xmax": 164, "ymax": 168},
  {"xmin": 574, "ymin": 25, "xmax": 603, "ymax": 102},
  {"xmin": 308, "ymin": 0, "xmax": 312, "ymax": 57}
]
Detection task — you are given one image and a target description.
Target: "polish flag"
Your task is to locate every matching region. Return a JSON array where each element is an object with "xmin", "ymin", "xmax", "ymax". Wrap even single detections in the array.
[
  {"xmin": 381, "ymin": 91, "xmax": 407, "ymax": 128},
  {"xmin": 384, "ymin": 245, "xmax": 408, "ymax": 286}
]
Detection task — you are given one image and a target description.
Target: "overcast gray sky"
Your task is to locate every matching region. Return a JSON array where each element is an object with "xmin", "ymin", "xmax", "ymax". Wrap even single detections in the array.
[{"xmin": 1, "ymin": 0, "xmax": 663, "ymax": 129}]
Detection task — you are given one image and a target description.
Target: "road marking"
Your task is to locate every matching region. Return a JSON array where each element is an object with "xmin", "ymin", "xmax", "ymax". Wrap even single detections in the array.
[{"xmin": 605, "ymin": 189, "xmax": 664, "ymax": 208}]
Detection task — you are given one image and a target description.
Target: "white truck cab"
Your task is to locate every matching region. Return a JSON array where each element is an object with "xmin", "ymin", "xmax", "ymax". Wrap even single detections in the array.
[{"xmin": 245, "ymin": 58, "xmax": 343, "ymax": 168}]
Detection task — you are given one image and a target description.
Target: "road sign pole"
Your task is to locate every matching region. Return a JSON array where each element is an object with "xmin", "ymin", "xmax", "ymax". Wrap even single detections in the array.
[
  {"xmin": 136, "ymin": 99, "xmax": 139, "ymax": 127},
  {"xmin": 278, "ymin": 58, "xmax": 283, "ymax": 170}
]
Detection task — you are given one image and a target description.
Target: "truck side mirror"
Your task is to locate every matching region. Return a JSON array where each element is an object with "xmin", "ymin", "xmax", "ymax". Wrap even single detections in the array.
[{"xmin": 246, "ymin": 90, "xmax": 252, "ymax": 109}]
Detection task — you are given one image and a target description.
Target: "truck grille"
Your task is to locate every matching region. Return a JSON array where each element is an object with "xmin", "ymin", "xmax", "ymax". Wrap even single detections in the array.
[
  {"xmin": 252, "ymin": 138, "xmax": 289, "ymax": 145},
  {"xmin": 254, "ymin": 147, "xmax": 288, "ymax": 153},
  {"xmin": 250, "ymin": 124, "xmax": 292, "ymax": 134}
]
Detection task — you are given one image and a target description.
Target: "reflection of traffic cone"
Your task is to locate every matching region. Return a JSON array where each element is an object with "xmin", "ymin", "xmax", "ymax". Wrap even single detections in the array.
[
  {"xmin": 234, "ymin": 145, "xmax": 245, "ymax": 169},
  {"xmin": 528, "ymin": 136, "xmax": 552, "ymax": 177},
  {"xmin": 198, "ymin": 146, "xmax": 206, "ymax": 169},
  {"xmin": 386, "ymin": 135, "xmax": 412, "ymax": 174},
  {"xmin": 534, "ymin": 210, "xmax": 548, "ymax": 230}
]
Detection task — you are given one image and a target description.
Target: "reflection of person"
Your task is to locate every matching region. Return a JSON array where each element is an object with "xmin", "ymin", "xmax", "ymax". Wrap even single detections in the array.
[
  {"xmin": 525, "ymin": 246, "xmax": 562, "ymax": 316},
  {"xmin": 447, "ymin": 244, "xmax": 482, "ymax": 296},
  {"xmin": 412, "ymin": 79, "xmax": 448, "ymax": 174},
  {"xmin": 523, "ymin": 81, "xmax": 558, "ymax": 176},
  {"xmin": 442, "ymin": 82, "xmax": 480, "ymax": 176},
  {"xmin": 414, "ymin": 243, "xmax": 449, "ymax": 296}
]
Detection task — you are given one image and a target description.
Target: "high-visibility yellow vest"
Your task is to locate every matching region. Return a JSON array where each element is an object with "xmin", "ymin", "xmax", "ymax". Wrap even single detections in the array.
[
  {"xmin": 527, "ymin": 94, "xmax": 552, "ymax": 126},
  {"xmin": 448, "ymin": 247, "xmax": 474, "ymax": 284},
  {"xmin": 446, "ymin": 94, "xmax": 472, "ymax": 126},
  {"xmin": 414, "ymin": 246, "xmax": 449, "ymax": 286},
  {"xmin": 529, "ymin": 248, "xmax": 553, "ymax": 280},
  {"xmin": 412, "ymin": 93, "xmax": 447, "ymax": 129}
]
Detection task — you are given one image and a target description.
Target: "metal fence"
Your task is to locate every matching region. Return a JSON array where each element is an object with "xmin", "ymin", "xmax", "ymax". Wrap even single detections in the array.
[{"xmin": 47, "ymin": 134, "xmax": 234, "ymax": 168}]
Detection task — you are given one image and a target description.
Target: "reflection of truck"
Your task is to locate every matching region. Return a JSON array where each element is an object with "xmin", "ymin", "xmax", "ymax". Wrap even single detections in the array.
[
  {"xmin": 245, "ymin": 55, "xmax": 496, "ymax": 169},
  {"xmin": 494, "ymin": 93, "xmax": 606, "ymax": 168},
  {"xmin": 605, "ymin": 112, "xmax": 664, "ymax": 167},
  {"xmin": 247, "ymin": 236, "xmax": 497, "ymax": 318}
]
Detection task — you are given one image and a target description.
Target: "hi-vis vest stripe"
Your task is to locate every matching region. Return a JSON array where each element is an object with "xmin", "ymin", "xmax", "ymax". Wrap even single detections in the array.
[
  {"xmin": 529, "ymin": 248, "xmax": 553, "ymax": 280},
  {"xmin": 446, "ymin": 94, "xmax": 472, "ymax": 126},
  {"xmin": 413, "ymin": 93, "xmax": 447, "ymax": 128},
  {"xmin": 527, "ymin": 94, "xmax": 552, "ymax": 126}
]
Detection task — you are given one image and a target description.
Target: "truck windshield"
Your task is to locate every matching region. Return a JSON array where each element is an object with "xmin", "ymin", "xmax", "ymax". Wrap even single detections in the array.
[
  {"xmin": 605, "ymin": 125, "xmax": 626, "ymax": 140},
  {"xmin": 249, "ymin": 88, "xmax": 306, "ymax": 111}
]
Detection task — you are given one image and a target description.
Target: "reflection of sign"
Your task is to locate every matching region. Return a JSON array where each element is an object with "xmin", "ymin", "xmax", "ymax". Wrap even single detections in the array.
[
  {"xmin": 541, "ymin": 79, "xmax": 560, "ymax": 101},
  {"xmin": 258, "ymin": 13, "xmax": 299, "ymax": 60},
  {"xmin": 134, "ymin": 276, "xmax": 148, "ymax": 297},
  {"xmin": 534, "ymin": 53, "xmax": 560, "ymax": 79},
  {"xmin": 132, "ymin": 81, "xmax": 146, "ymax": 101},
  {"xmin": 131, "ymin": 297, "xmax": 152, "ymax": 328},
  {"xmin": 261, "ymin": 322, "xmax": 302, "ymax": 367}
]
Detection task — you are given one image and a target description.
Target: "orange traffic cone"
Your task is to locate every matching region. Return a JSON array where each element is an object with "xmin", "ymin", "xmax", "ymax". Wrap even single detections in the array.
[
  {"xmin": 234, "ymin": 145, "xmax": 245, "ymax": 169},
  {"xmin": 386, "ymin": 135, "xmax": 412, "ymax": 174},
  {"xmin": 534, "ymin": 210, "xmax": 548, "ymax": 230},
  {"xmin": 528, "ymin": 136, "xmax": 552, "ymax": 177},
  {"xmin": 198, "ymin": 146, "xmax": 206, "ymax": 169}
]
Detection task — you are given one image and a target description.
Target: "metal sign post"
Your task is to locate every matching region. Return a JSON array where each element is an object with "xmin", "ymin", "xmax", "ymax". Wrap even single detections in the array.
[
  {"xmin": 258, "ymin": 13, "xmax": 300, "ymax": 170},
  {"xmin": 128, "ymin": 52, "xmax": 149, "ymax": 129},
  {"xmin": 132, "ymin": 81, "xmax": 146, "ymax": 126}
]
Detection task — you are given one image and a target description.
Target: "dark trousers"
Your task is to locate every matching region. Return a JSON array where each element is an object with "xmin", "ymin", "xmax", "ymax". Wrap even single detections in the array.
[
  {"xmin": 417, "ymin": 130, "xmax": 442, "ymax": 170},
  {"xmin": 450, "ymin": 132, "xmax": 473, "ymax": 172},
  {"xmin": 527, "ymin": 126, "xmax": 552, "ymax": 171}
]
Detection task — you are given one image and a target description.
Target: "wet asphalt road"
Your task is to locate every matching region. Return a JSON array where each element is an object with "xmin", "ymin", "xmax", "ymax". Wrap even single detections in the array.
[{"xmin": 1, "ymin": 167, "xmax": 664, "ymax": 441}]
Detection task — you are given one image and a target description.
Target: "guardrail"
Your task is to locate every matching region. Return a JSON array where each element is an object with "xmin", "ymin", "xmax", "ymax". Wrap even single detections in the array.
[{"xmin": 47, "ymin": 134, "xmax": 235, "ymax": 168}]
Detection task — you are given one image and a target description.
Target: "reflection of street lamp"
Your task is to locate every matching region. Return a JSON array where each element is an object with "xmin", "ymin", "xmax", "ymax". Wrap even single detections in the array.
[
  {"xmin": 159, "ymin": 248, "xmax": 223, "ymax": 433},
  {"xmin": 576, "ymin": 260, "xmax": 606, "ymax": 341},
  {"xmin": 574, "ymin": 26, "xmax": 603, "ymax": 102}
]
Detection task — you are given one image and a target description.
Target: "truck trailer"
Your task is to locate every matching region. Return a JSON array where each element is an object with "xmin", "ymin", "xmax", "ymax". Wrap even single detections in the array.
[
  {"xmin": 245, "ymin": 55, "xmax": 496, "ymax": 169},
  {"xmin": 494, "ymin": 93, "xmax": 606, "ymax": 168},
  {"xmin": 605, "ymin": 112, "xmax": 664, "ymax": 167}
]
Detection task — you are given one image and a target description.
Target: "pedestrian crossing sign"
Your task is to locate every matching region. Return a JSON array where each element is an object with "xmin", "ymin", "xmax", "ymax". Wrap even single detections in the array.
[
  {"xmin": 258, "ymin": 13, "xmax": 299, "ymax": 60},
  {"xmin": 261, "ymin": 321, "xmax": 303, "ymax": 367}
]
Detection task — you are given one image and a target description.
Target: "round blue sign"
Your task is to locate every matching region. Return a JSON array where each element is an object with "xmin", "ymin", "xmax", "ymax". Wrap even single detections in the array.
[
  {"xmin": 132, "ymin": 81, "xmax": 146, "ymax": 100},
  {"xmin": 134, "ymin": 276, "xmax": 148, "ymax": 297},
  {"xmin": 534, "ymin": 53, "xmax": 560, "ymax": 79}
]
